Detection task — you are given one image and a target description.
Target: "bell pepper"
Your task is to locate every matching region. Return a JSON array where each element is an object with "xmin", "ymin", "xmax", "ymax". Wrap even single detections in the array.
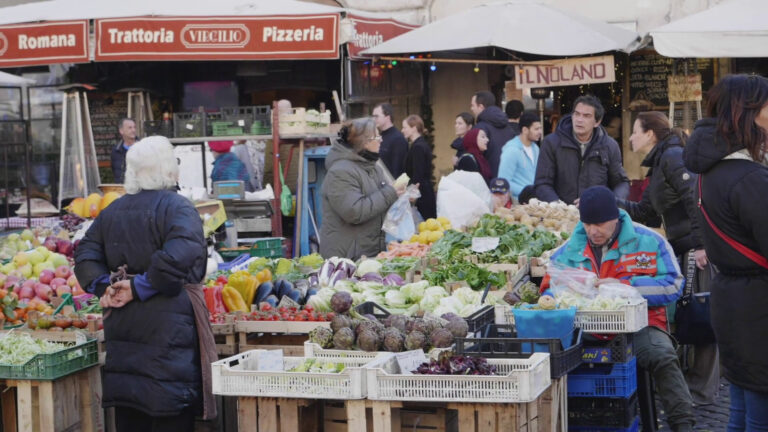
[
  {"xmin": 222, "ymin": 285, "xmax": 248, "ymax": 312},
  {"xmin": 204, "ymin": 286, "xmax": 216, "ymax": 315},
  {"xmin": 243, "ymin": 277, "xmax": 259, "ymax": 306},
  {"xmin": 213, "ymin": 286, "xmax": 227, "ymax": 314},
  {"xmin": 255, "ymin": 268, "xmax": 272, "ymax": 284}
]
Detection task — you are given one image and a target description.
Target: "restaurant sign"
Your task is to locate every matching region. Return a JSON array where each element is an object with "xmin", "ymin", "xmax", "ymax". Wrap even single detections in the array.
[
  {"xmin": 94, "ymin": 15, "xmax": 339, "ymax": 61},
  {"xmin": 515, "ymin": 55, "xmax": 615, "ymax": 89},
  {"xmin": 347, "ymin": 14, "xmax": 418, "ymax": 59},
  {"xmin": 0, "ymin": 21, "xmax": 89, "ymax": 67}
]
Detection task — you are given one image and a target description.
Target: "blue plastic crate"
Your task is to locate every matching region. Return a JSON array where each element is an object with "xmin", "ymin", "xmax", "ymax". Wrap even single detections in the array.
[
  {"xmin": 582, "ymin": 333, "xmax": 635, "ymax": 364},
  {"xmin": 568, "ymin": 416, "xmax": 639, "ymax": 432},
  {"xmin": 568, "ymin": 357, "xmax": 637, "ymax": 398},
  {"xmin": 218, "ymin": 253, "xmax": 250, "ymax": 270}
]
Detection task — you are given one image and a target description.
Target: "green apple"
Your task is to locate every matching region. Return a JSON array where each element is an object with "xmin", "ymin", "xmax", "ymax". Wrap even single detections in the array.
[
  {"xmin": 35, "ymin": 246, "xmax": 51, "ymax": 259},
  {"xmin": 34, "ymin": 261, "xmax": 55, "ymax": 276},
  {"xmin": 27, "ymin": 250, "xmax": 45, "ymax": 265},
  {"xmin": 7, "ymin": 233, "xmax": 19, "ymax": 241},
  {"xmin": 50, "ymin": 254, "xmax": 69, "ymax": 268},
  {"xmin": 12, "ymin": 252, "xmax": 29, "ymax": 267},
  {"xmin": 19, "ymin": 263, "xmax": 32, "ymax": 279},
  {"xmin": 20, "ymin": 229, "xmax": 34, "ymax": 241},
  {"xmin": 0, "ymin": 262, "xmax": 16, "ymax": 275}
]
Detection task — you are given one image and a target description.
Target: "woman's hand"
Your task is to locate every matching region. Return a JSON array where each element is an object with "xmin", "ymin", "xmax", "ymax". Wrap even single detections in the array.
[{"xmin": 693, "ymin": 248, "xmax": 708, "ymax": 270}]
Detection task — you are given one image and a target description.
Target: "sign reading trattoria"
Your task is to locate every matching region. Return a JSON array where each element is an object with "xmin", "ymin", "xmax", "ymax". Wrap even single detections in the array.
[
  {"xmin": 515, "ymin": 55, "xmax": 616, "ymax": 89},
  {"xmin": 94, "ymin": 15, "xmax": 339, "ymax": 61},
  {"xmin": 0, "ymin": 21, "xmax": 89, "ymax": 67},
  {"xmin": 347, "ymin": 14, "xmax": 418, "ymax": 59}
]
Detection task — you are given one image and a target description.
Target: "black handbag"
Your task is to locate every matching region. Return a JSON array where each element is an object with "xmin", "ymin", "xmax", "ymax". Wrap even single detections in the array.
[{"xmin": 673, "ymin": 251, "xmax": 716, "ymax": 345}]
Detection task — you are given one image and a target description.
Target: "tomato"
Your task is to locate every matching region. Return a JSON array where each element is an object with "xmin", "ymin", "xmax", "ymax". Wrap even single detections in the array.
[
  {"xmin": 326, "ymin": 312, "xmax": 335, "ymax": 320},
  {"xmin": 216, "ymin": 275, "xmax": 228, "ymax": 285},
  {"xmin": 260, "ymin": 304, "xmax": 272, "ymax": 312},
  {"xmin": 304, "ymin": 305, "xmax": 314, "ymax": 313},
  {"xmin": 278, "ymin": 306, "xmax": 288, "ymax": 314}
]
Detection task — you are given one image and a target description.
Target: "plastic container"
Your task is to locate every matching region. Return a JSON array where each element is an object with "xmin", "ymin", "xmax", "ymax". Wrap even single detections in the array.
[
  {"xmin": 355, "ymin": 302, "xmax": 390, "ymax": 321},
  {"xmin": 573, "ymin": 299, "xmax": 648, "ymax": 333},
  {"xmin": 568, "ymin": 393, "xmax": 639, "ymax": 428},
  {"xmin": 568, "ymin": 416, "xmax": 639, "ymax": 432},
  {"xmin": 218, "ymin": 253, "xmax": 250, "ymax": 271},
  {"xmin": 173, "ymin": 112, "xmax": 205, "ymax": 138},
  {"xmin": 581, "ymin": 333, "xmax": 635, "ymax": 364},
  {"xmin": 0, "ymin": 338, "xmax": 99, "ymax": 380},
  {"xmin": 568, "ymin": 357, "xmax": 638, "ymax": 398},
  {"xmin": 464, "ymin": 305, "xmax": 495, "ymax": 336},
  {"xmin": 512, "ymin": 305, "xmax": 577, "ymax": 350},
  {"xmin": 454, "ymin": 324, "xmax": 583, "ymax": 379}
]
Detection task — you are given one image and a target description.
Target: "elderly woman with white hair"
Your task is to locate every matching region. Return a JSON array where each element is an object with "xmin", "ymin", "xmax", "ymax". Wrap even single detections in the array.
[{"xmin": 75, "ymin": 136, "xmax": 215, "ymax": 431}]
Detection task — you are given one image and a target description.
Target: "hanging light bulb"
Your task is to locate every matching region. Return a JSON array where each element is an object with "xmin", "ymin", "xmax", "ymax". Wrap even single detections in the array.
[
  {"xmin": 473, "ymin": 63, "xmax": 480, "ymax": 73},
  {"xmin": 391, "ymin": 60, "xmax": 398, "ymax": 66},
  {"xmin": 430, "ymin": 62, "xmax": 437, "ymax": 71}
]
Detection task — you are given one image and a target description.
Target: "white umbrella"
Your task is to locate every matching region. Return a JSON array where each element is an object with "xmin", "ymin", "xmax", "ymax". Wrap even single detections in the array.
[
  {"xmin": 650, "ymin": 0, "xmax": 768, "ymax": 58},
  {"xmin": 363, "ymin": 0, "xmax": 640, "ymax": 56},
  {"xmin": 0, "ymin": 0, "xmax": 341, "ymax": 26},
  {"xmin": 0, "ymin": 71, "xmax": 34, "ymax": 86}
]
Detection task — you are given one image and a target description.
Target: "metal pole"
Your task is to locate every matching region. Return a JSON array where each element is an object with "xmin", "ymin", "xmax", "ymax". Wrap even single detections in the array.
[{"xmin": 58, "ymin": 93, "xmax": 69, "ymax": 211}]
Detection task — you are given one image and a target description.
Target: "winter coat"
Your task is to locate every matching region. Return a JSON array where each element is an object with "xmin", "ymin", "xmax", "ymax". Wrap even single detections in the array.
[
  {"xmin": 451, "ymin": 136, "xmax": 465, "ymax": 161},
  {"xmin": 684, "ymin": 117, "xmax": 768, "ymax": 392},
  {"xmin": 320, "ymin": 141, "xmax": 398, "ymax": 260},
  {"xmin": 547, "ymin": 210, "xmax": 683, "ymax": 331},
  {"xmin": 405, "ymin": 136, "xmax": 437, "ymax": 219},
  {"xmin": 476, "ymin": 106, "xmax": 515, "ymax": 177},
  {"xmin": 498, "ymin": 136, "xmax": 540, "ymax": 200},
  {"xmin": 211, "ymin": 152, "xmax": 253, "ymax": 191},
  {"xmin": 618, "ymin": 134, "xmax": 702, "ymax": 256},
  {"xmin": 110, "ymin": 141, "xmax": 128, "ymax": 183},
  {"xmin": 534, "ymin": 114, "xmax": 630, "ymax": 204},
  {"xmin": 456, "ymin": 153, "xmax": 480, "ymax": 174},
  {"xmin": 379, "ymin": 127, "xmax": 409, "ymax": 178},
  {"xmin": 74, "ymin": 190, "xmax": 207, "ymax": 416}
]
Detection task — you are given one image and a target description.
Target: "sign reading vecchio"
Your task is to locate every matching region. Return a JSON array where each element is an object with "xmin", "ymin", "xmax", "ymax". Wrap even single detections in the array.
[
  {"xmin": 515, "ymin": 55, "xmax": 615, "ymax": 89},
  {"xmin": 0, "ymin": 21, "xmax": 88, "ymax": 67},
  {"xmin": 347, "ymin": 14, "xmax": 418, "ymax": 59},
  {"xmin": 95, "ymin": 15, "xmax": 339, "ymax": 61}
]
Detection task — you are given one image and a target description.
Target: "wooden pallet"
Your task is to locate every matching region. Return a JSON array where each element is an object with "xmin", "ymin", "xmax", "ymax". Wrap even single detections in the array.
[
  {"xmin": 236, "ymin": 319, "xmax": 329, "ymax": 356},
  {"xmin": 537, "ymin": 377, "xmax": 568, "ymax": 432},
  {"xmin": 0, "ymin": 365, "xmax": 104, "ymax": 432},
  {"xmin": 236, "ymin": 397, "xmax": 320, "ymax": 432},
  {"xmin": 212, "ymin": 316, "xmax": 237, "ymax": 357}
]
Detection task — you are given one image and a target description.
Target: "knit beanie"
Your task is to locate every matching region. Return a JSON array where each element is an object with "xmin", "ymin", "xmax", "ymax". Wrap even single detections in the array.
[{"xmin": 579, "ymin": 186, "xmax": 619, "ymax": 224}]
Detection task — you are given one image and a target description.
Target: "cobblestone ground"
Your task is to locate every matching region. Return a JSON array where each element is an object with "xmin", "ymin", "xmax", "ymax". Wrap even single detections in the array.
[{"xmin": 655, "ymin": 378, "xmax": 731, "ymax": 431}]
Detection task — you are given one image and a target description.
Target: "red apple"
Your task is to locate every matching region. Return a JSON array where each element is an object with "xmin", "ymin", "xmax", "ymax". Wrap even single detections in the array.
[
  {"xmin": 56, "ymin": 239, "xmax": 74, "ymax": 257},
  {"xmin": 50, "ymin": 277, "xmax": 67, "ymax": 288},
  {"xmin": 33, "ymin": 282, "xmax": 52, "ymax": 301},
  {"xmin": 56, "ymin": 285, "xmax": 72, "ymax": 297},
  {"xmin": 19, "ymin": 284, "xmax": 35, "ymax": 299},
  {"xmin": 54, "ymin": 265, "xmax": 71, "ymax": 280},
  {"xmin": 43, "ymin": 236, "xmax": 58, "ymax": 252},
  {"xmin": 38, "ymin": 269, "xmax": 55, "ymax": 285}
]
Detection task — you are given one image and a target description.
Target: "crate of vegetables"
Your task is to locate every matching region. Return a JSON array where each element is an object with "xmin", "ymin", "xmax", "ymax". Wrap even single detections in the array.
[
  {"xmin": 211, "ymin": 349, "xmax": 379, "ymax": 399},
  {"xmin": 571, "ymin": 298, "xmax": 648, "ymax": 334},
  {"xmin": 0, "ymin": 332, "xmax": 98, "ymax": 380},
  {"xmin": 365, "ymin": 351, "xmax": 551, "ymax": 403}
]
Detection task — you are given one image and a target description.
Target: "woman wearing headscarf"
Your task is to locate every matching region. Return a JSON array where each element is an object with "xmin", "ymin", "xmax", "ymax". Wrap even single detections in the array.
[
  {"xmin": 456, "ymin": 127, "xmax": 492, "ymax": 182},
  {"xmin": 320, "ymin": 117, "xmax": 404, "ymax": 259}
]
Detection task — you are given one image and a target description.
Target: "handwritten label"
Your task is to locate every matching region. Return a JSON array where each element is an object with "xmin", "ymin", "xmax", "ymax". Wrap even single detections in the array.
[
  {"xmin": 471, "ymin": 237, "xmax": 500, "ymax": 253},
  {"xmin": 257, "ymin": 350, "xmax": 284, "ymax": 372},
  {"xmin": 395, "ymin": 349, "xmax": 427, "ymax": 375},
  {"xmin": 278, "ymin": 295, "xmax": 301, "ymax": 310}
]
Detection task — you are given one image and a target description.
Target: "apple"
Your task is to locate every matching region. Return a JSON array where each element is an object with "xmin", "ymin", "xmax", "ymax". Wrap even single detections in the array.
[
  {"xmin": 0, "ymin": 262, "xmax": 16, "ymax": 275},
  {"xmin": 50, "ymin": 277, "xmax": 67, "ymax": 288},
  {"xmin": 56, "ymin": 285, "xmax": 71, "ymax": 297},
  {"xmin": 67, "ymin": 274, "xmax": 79, "ymax": 287},
  {"xmin": 38, "ymin": 269, "xmax": 55, "ymax": 285},
  {"xmin": 21, "ymin": 279, "xmax": 36, "ymax": 289},
  {"xmin": 3, "ymin": 274, "xmax": 20, "ymax": 290},
  {"xmin": 27, "ymin": 250, "xmax": 45, "ymax": 265},
  {"xmin": 33, "ymin": 261, "xmax": 55, "ymax": 277},
  {"xmin": 0, "ymin": 273, "xmax": 5, "ymax": 287},
  {"xmin": 19, "ymin": 264, "xmax": 32, "ymax": 279},
  {"xmin": 19, "ymin": 284, "xmax": 35, "ymax": 300},
  {"xmin": 35, "ymin": 246, "xmax": 51, "ymax": 259},
  {"xmin": 7, "ymin": 233, "xmax": 19, "ymax": 241},
  {"xmin": 33, "ymin": 283, "xmax": 51, "ymax": 301},
  {"xmin": 20, "ymin": 229, "xmax": 34, "ymax": 242},
  {"xmin": 50, "ymin": 254, "xmax": 69, "ymax": 269},
  {"xmin": 12, "ymin": 252, "xmax": 29, "ymax": 267},
  {"xmin": 43, "ymin": 237, "xmax": 58, "ymax": 252},
  {"xmin": 54, "ymin": 265, "xmax": 71, "ymax": 280}
]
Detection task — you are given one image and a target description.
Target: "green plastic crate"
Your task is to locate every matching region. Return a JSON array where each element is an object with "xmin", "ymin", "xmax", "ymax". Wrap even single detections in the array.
[
  {"xmin": 253, "ymin": 237, "xmax": 283, "ymax": 249},
  {"xmin": 251, "ymin": 245, "xmax": 283, "ymax": 258},
  {"xmin": 0, "ymin": 338, "xmax": 98, "ymax": 380}
]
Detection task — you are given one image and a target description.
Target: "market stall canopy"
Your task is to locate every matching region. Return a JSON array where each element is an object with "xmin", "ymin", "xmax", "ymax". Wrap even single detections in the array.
[
  {"xmin": 649, "ymin": 0, "xmax": 768, "ymax": 58},
  {"xmin": 0, "ymin": 71, "xmax": 34, "ymax": 86},
  {"xmin": 362, "ymin": 0, "xmax": 640, "ymax": 56}
]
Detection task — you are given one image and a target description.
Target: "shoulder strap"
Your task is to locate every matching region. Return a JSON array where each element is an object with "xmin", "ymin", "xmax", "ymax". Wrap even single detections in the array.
[{"xmin": 698, "ymin": 176, "xmax": 768, "ymax": 269}]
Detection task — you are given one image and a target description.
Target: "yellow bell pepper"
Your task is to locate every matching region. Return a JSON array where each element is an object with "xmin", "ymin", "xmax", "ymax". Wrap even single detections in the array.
[
  {"xmin": 243, "ymin": 277, "xmax": 259, "ymax": 306},
  {"xmin": 255, "ymin": 268, "xmax": 272, "ymax": 284},
  {"xmin": 222, "ymin": 285, "xmax": 249, "ymax": 312}
]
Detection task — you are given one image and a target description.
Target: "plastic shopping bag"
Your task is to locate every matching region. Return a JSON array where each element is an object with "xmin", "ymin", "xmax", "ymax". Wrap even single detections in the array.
[
  {"xmin": 436, "ymin": 171, "xmax": 492, "ymax": 230},
  {"xmin": 382, "ymin": 185, "xmax": 421, "ymax": 241},
  {"xmin": 546, "ymin": 263, "xmax": 599, "ymax": 298}
]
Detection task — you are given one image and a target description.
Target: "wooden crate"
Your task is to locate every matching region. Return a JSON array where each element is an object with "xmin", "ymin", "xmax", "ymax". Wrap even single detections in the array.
[
  {"xmin": 236, "ymin": 397, "xmax": 320, "ymax": 432},
  {"xmin": 212, "ymin": 315, "xmax": 237, "ymax": 357},
  {"xmin": 519, "ymin": 256, "xmax": 548, "ymax": 278},
  {"xmin": 0, "ymin": 365, "xmax": 104, "ymax": 432},
  {"xmin": 236, "ymin": 320, "xmax": 329, "ymax": 356},
  {"xmin": 537, "ymin": 377, "xmax": 568, "ymax": 432}
]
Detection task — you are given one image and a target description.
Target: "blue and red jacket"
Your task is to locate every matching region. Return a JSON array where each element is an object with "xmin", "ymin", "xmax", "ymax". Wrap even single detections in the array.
[{"xmin": 544, "ymin": 209, "xmax": 684, "ymax": 331}]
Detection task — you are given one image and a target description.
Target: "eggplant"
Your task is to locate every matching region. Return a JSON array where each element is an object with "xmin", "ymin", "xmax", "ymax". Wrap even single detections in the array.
[
  {"xmin": 255, "ymin": 282, "xmax": 274, "ymax": 304},
  {"xmin": 286, "ymin": 289, "xmax": 302, "ymax": 303},
  {"xmin": 265, "ymin": 295, "xmax": 279, "ymax": 308},
  {"xmin": 277, "ymin": 280, "xmax": 294, "ymax": 299}
]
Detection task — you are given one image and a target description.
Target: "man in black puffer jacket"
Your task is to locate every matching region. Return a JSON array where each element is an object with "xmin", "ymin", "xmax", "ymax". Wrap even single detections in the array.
[
  {"xmin": 471, "ymin": 91, "xmax": 515, "ymax": 178},
  {"xmin": 534, "ymin": 95, "xmax": 629, "ymax": 204},
  {"xmin": 76, "ymin": 137, "xmax": 207, "ymax": 431}
]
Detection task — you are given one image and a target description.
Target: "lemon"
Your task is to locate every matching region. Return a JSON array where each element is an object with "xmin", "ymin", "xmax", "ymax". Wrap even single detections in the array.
[
  {"xmin": 436, "ymin": 216, "xmax": 450, "ymax": 226},
  {"xmin": 427, "ymin": 231, "xmax": 443, "ymax": 243},
  {"xmin": 409, "ymin": 234, "xmax": 419, "ymax": 243},
  {"xmin": 426, "ymin": 219, "xmax": 442, "ymax": 231},
  {"xmin": 418, "ymin": 221, "xmax": 429, "ymax": 233},
  {"xmin": 417, "ymin": 232, "xmax": 430, "ymax": 244}
]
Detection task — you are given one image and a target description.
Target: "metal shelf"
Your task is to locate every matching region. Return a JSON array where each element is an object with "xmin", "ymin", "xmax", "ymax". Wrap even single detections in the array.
[{"xmin": 168, "ymin": 133, "xmax": 335, "ymax": 144}]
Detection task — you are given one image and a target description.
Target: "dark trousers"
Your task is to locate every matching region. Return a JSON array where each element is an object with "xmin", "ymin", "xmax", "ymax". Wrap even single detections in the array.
[{"xmin": 115, "ymin": 406, "xmax": 195, "ymax": 432}]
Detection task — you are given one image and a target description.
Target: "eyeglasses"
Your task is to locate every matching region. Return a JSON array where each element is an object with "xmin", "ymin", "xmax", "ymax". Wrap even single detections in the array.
[{"xmin": 369, "ymin": 135, "xmax": 383, "ymax": 142}]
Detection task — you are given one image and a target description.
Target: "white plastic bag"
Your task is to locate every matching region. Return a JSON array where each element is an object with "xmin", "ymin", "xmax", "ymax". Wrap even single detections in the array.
[
  {"xmin": 436, "ymin": 171, "xmax": 492, "ymax": 230},
  {"xmin": 546, "ymin": 264, "xmax": 599, "ymax": 298},
  {"xmin": 382, "ymin": 185, "xmax": 421, "ymax": 241}
]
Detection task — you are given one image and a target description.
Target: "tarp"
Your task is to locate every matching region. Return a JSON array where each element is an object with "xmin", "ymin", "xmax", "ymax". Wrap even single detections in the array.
[
  {"xmin": 363, "ymin": 0, "xmax": 640, "ymax": 56},
  {"xmin": 0, "ymin": 0, "xmax": 342, "ymax": 25},
  {"xmin": 0, "ymin": 71, "xmax": 34, "ymax": 86},
  {"xmin": 649, "ymin": 0, "xmax": 768, "ymax": 58}
]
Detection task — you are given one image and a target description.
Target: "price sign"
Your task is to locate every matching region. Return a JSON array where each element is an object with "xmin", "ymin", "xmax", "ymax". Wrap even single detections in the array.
[
  {"xmin": 471, "ymin": 237, "xmax": 500, "ymax": 253},
  {"xmin": 395, "ymin": 350, "xmax": 427, "ymax": 375}
]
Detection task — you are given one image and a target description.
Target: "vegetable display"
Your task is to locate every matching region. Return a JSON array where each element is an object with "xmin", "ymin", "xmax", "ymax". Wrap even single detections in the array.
[
  {"xmin": 0, "ymin": 333, "xmax": 66, "ymax": 365},
  {"xmin": 289, "ymin": 358, "xmax": 346, "ymax": 373},
  {"xmin": 424, "ymin": 261, "xmax": 506, "ymax": 291},
  {"xmin": 494, "ymin": 199, "xmax": 579, "ymax": 234},
  {"xmin": 413, "ymin": 352, "xmax": 497, "ymax": 376}
]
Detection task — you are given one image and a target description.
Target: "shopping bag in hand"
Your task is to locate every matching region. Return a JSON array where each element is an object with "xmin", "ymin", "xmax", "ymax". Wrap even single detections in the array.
[{"xmin": 382, "ymin": 185, "xmax": 421, "ymax": 241}]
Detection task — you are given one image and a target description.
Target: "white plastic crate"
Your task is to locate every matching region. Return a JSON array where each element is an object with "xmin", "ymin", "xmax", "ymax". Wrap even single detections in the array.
[
  {"xmin": 572, "ymin": 298, "xmax": 648, "ymax": 333},
  {"xmin": 211, "ymin": 350, "xmax": 378, "ymax": 399},
  {"xmin": 365, "ymin": 352, "xmax": 550, "ymax": 403},
  {"xmin": 495, "ymin": 299, "xmax": 648, "ymax": 334},
  {"xmin": 304, "ymin": 342, "xmax": 449, "ymax": 361}
]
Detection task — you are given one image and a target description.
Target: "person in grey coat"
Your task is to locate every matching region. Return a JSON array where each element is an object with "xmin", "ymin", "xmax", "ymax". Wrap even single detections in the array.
[
  {"xmin": 534, "ymin": 95, "xmax": 629, "ymax": 204},
  {"xmin": 320, "ymin": 117, "xmax": 404, "ymax": 260}
]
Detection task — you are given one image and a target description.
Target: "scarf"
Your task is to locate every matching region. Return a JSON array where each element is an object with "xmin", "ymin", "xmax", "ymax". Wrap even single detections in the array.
[{"xmin": 461, "ymin": 129, "xmax": 492, "ymax": 180}]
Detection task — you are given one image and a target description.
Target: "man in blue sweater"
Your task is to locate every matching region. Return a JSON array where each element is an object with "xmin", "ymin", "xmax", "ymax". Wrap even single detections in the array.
[{"xmin": 498, "ymin": 112, "xmax": 542, "ymax": 200}]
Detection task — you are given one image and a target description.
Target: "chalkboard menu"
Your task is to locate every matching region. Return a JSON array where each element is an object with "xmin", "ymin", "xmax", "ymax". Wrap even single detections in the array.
[
  {"xmin": 88, "ymin": 92, "xmax": 127, "ymax": 162},
  {"xmin": 629, "ymin": 51, "xmax": 715, "ymax": 108}
]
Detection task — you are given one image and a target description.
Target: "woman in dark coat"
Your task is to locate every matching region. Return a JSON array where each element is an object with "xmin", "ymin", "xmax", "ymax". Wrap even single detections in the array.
[
  {"xmin": 451, "ymin": 112, "xmax": 474, "ymax": 168},
  {"xmin": 684, "ymin": 74, "xmax": 768, "ymax": 430},
  {"xmin": 619, "ymin": 111, "xmax": 716, "ymax": 405},
  {"xmin": 401, "ymin": 114, "xmax": 436, "ymax": 219},
  {"xmin": 456, "ymin": 128, "xmax": 492, "ymax": 182},
  {"xmin": 75, "ymin": 136, "xmax": 211, "ymax": 431}
]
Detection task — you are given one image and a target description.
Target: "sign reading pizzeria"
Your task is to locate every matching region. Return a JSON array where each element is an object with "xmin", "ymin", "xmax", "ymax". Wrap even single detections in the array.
[
  {"xmin": 94, "ymin": 15, "xmax": 339, "ymax": 61},
  {"xmin": 515, "ymin": 55, "xmax": 616, "ymax": 89},
  {"xmin": 0, "ymin": 20, "xmax": 89, "ymax": 67},
  {"xmin": 347, "ymin": 14, "xmax": 418, "ymax": 59}
]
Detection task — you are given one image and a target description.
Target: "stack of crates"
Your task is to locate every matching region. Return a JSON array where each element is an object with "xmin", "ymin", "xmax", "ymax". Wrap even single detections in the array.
[
  {"xmin": 567, "ymin": 333, "xmax": 639, "ymax": 431},
  {"xmin": 250, "ymin": 105, "xmax": 272, "ymax": 135}
]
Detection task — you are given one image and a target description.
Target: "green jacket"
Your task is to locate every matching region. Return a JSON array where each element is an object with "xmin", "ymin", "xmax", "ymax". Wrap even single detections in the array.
[{"xmin": 320, "ymin": 141, "xmax": 397, "ymax": 259}]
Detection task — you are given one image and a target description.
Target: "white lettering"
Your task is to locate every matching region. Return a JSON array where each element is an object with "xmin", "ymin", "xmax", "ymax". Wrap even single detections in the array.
[
  {"xmin": 18, "ymin": 33, "xmax": 76, "ymax": 50},
  {"xmin": 107, "ymin": 28, "xmax": 174, "ymax": 44},
  {"xmin": 262, "ymin": 25, "xmax": 325, "ymax": 42}
]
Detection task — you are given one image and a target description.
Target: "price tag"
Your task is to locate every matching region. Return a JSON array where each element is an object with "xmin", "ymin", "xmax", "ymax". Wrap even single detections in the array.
[
  {"xmin": 395, "ymin": 350, "xmax": 427, "ymax": 375},
  {"xmin": 256, "ymin": 350, "xmax": 284, "ymax": 372},
  {"xmin": 75, "ymin": 331, "xmax": 87, "ymax": 345},
  {"xmin": 471, "ymin": 237, "xmax": 500, "ymax": 253},
  {"xmin": 238, "ymin": 119, "xmax": 245, "ymax": 127},
  {"xmin": 185, "ymin": 123, "xmax": 194, "ymax": 130},
  {"xmin": 278, "ymin": 295, "xmax": 301, "ymax": 310}
]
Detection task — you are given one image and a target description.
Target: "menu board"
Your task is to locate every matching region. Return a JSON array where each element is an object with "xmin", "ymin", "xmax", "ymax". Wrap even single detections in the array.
[
  {"xmin": 629, "ymin": 51, "xmax": 715, "ymax": 108},
  {"xmin": 89, "ymin": 92, "xmax": 127, "ymax": 162}
]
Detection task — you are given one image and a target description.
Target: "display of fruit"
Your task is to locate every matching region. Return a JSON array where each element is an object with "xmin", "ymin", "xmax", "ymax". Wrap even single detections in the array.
[
  {"xmin": 65, "ymin": 192, "xmax": 123, "ymax": 218},
  {"xmin": 495, "ymin": 199, "xmax": 580, "ymax": 233},
  {"xmin": 408, "ymin": 217, "xmax": 451, "ymax": 245},
  {"xmin": 241, "ymin": 304, "xmax": 334, "ymax": 322}
]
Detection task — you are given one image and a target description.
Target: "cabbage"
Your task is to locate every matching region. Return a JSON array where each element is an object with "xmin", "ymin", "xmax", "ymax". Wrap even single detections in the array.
[
  {"xmin": 425, "ymin": 286, "xmax": 449, "ymax": 298},
  {"xmin": 351, "ymin": 292, "xmax": 366, "ymax": 305},
  {"xmin": 439, "ymin": 296, "xmax": 464, "ymax": 313},
  {"xmin": 453, "ymin": 287, "xmax": 480, "ymax": 306},
  {"xmin": 459, "ymin": 304, "xmax": 481, "ymax": 317},
  {"xmin": 385, "ymin": 290, "xmax": 408, "ymax": 307},
  {"xmin": 306, "ymin": 289, "xmax": 333, "ymax": 311},
  {"xmin": 356, "ymin": 281, "xmax": 388, "ymax": 294},
  {"xmin": 333, "ymin": 280, "xmax": 357, "ymax": 293},
  {"xmin": 400, "ymin": 281, "xmax": 428, "ymax": 303},
  {"xmin": 386, "ymin": 304, "xmax": 420, "ymax": 316},
  {"xmin": 356, "ymin": 259, "xmax": 382, "ymax": 276},
  {"xmin": 419, "ymin": 289, "xmax": 449, "ymax": 312}
]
